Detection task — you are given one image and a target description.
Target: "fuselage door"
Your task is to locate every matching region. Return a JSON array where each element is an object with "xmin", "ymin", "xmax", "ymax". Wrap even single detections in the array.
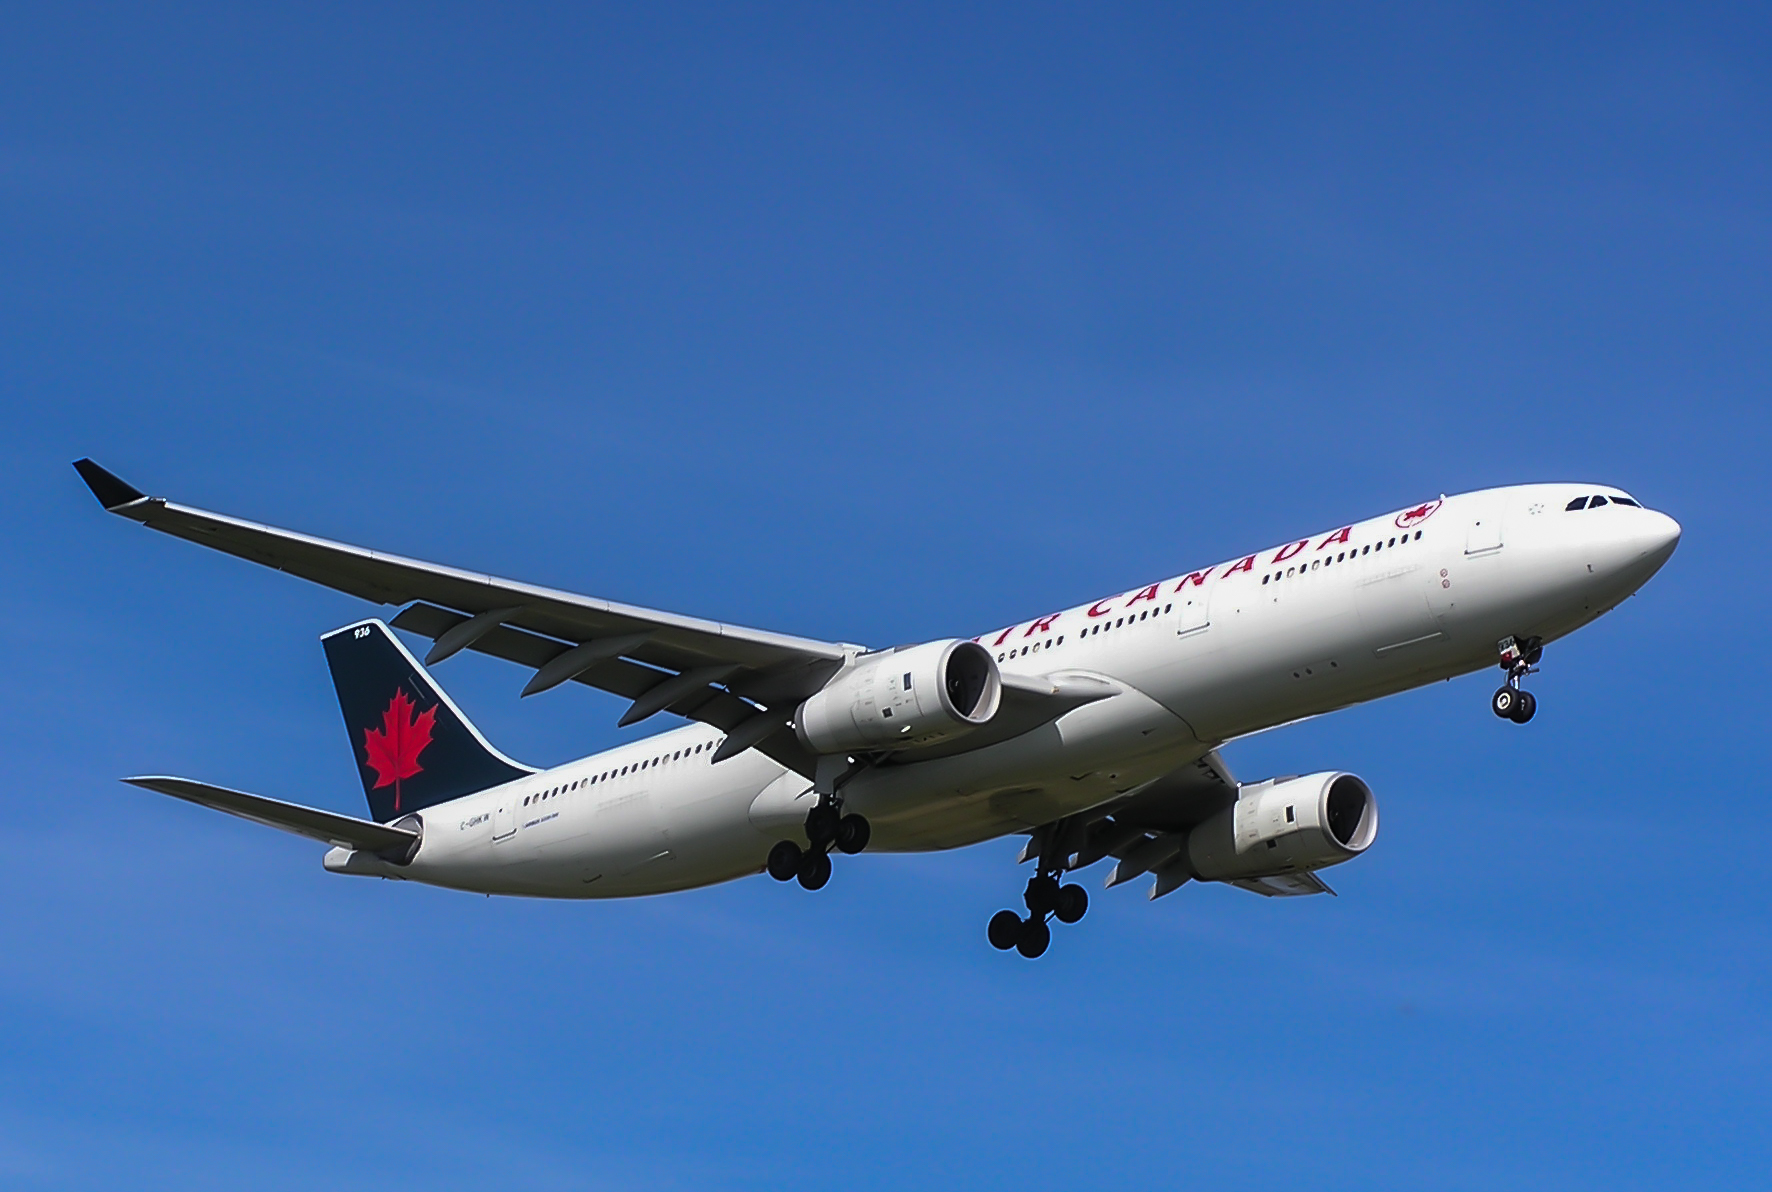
[
  {"xmin": 1175, "ymin": 584, "xmax": 1211, "ymax": 637},
  {"xmin": 492, "ymin": 798, "xmax": 516, "ymax": 841},
  {"xmin": 1465, "ymin": 496, "xmax": 1505, "ymax": 556}
]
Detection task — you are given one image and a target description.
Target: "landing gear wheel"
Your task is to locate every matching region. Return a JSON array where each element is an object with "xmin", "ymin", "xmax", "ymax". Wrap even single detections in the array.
[
  {"xmin": 805, "ymin": 804, "xmax": 840, "ymax": 849},
  {"xmin": 834, "ymin": 814, "xmax": 871, "ymax": 855},
  {"xmin": 1054, "ymin": 883, "xmax": 1088, "ymax": 924},
  {"xmin": 988, "ymin": 910, "xmax": 1023, "ymax": 951},
  {"xmin": 1024, "ymin": 873, "xmax": 1061, "ymax": 916},
  {"xmin": 1492, "ymin": 687, "xmax": 1518, "ymax": 719},
  {"xmin": 797, "ymin": 849, "xmax": 832, "ymax": 890},
  {"xmin": 1509, "ymin": 690, "xmax": 1537, "ymax": 724},
  {"xmin": 766, "ymin": 840, "xmax": 803, "ymax": 882},
  {"xmin": 1016, "ymin": 918, "xmax": 1051, "ymax": 959}
]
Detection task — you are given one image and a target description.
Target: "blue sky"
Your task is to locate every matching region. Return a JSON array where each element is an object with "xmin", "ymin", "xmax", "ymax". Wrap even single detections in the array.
[{"xmin": 3, "ymin": 4, "xmax": 1768, "ymax": 1188}]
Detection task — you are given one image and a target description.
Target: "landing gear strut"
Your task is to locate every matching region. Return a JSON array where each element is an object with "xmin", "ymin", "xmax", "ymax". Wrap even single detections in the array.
[
  {"xmin": 1492, "ymin": 635, "xmax": 1542, "ymax": 724},
  {"xmin": 765, "ymin": 758, "xmax": 870, "ymax": 892},
  {"xmin": 989, "ymin": 828, "xmax": 1089, "ymax": 959}
]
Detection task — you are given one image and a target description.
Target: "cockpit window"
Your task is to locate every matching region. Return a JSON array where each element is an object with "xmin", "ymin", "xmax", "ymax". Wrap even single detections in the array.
[
  {"xmin": 1566, "ymin": 497, "xmax": 1589, "ymax": 511},
  {"xmin": 1589, "ymin": 495, "xmax": 1608, "ymax": 507},
  {"xmin": 1612, "ymin": 496, "xmax": 1641, "ymax": 507}
]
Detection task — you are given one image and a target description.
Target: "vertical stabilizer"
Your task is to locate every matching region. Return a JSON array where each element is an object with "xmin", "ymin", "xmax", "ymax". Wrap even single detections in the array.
[{"xmin": 321, "ymin": 620, "xmax": 533, "ymax": 822}]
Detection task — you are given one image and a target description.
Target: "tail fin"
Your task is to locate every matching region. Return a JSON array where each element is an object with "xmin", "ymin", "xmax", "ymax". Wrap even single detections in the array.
[{"xmin": 322, "ymin": 619, "xmax": 533, "ymax": 822}]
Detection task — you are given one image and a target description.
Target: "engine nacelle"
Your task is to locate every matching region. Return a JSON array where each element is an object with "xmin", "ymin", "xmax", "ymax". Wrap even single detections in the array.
[
  {"xmin": 795, "ymin": 639, "xmax": 1001, "ymax": 754},
  {"xmin": 1186, "ymin": 772, "xmax": 1378, "ymax": 881}
]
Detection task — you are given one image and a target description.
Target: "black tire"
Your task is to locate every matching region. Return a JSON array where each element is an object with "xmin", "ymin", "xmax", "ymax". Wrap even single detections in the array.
[
  {"xmin": 1510, "ymin": 690, "xmax": 1537, "ymax": 724},
  {"xmin": 1024, "ymin": 874, "xmax": 1061, "ymax": 915},
  {"xmin": 797, "ymin": 849, "xmax": 832, "ymax": 890},
  {"xmin": 1054, "ymin": 883, "xmax": 1088, "ymax": 924},
  {"xmin": 805, "ymin": 805, "xmax": 839, "ymax": 848},
  {"xmin": 988, "ymin": 910, "xmax": 1022, "ymax": 951},
  {"xmin": 1016, "ymin": 918, "xmax": 1051, "ymax": 959},
  {"xmin": 766, "ymin": 840, "xmax": 802, "ymax": 882},
  {"xmin": 835, "ymin": 814, "xmax": 871, "ymax": 855},
  {"xmin": 1492, "ymin": 687, "xmax": 1517, "ymax": 719}
]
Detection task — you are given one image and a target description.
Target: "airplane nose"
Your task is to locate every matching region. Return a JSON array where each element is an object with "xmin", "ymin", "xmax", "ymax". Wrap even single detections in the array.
[{"xmin": 1642, "ymin": 510, "xmax": 1682, "ymax": 565}]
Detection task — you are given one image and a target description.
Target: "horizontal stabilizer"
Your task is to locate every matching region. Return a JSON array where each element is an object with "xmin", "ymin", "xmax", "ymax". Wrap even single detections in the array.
[{"xmin": 124, "ymin": 776, "xmax": 420, "ymax": 856}]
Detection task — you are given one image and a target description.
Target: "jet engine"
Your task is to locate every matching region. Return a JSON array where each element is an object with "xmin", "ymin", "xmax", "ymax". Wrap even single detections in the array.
[
  {"xmin": 1186, "ymin": 772, "xmax": 1378, "ymax": 881},
  {"xmin": 796, "ymin": 639, "xmax": 1001, "ymax": 754}
]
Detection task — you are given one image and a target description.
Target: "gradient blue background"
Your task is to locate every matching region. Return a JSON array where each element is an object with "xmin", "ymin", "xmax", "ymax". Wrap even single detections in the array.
[{"xmin": 3, "ymin": 5, "xmax": 1767, "ymax": 1188}]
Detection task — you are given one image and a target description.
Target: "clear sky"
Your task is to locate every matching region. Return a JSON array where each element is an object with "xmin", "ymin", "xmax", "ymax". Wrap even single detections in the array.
[{"xmin": 3, "ymin": 4, "xmax": 1768, "ymax": 1189}]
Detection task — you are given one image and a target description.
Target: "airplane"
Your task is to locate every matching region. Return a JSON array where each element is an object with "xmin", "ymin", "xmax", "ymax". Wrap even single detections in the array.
[{"xmin": 73, "ymin": 460, "xmax": 1680, "ymax": 958}]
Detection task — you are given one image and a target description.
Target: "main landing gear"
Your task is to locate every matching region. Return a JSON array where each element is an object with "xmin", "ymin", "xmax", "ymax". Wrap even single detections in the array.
[
  {"xmin": 1491, "ymin": 635, "xmax": 1543, "ymax": 725},
  {"xmin": 989, "ymin": 866, "xmax": 1088, "ymax": 960},
  {"xmin": 765, "ymin": 798, "xmax": 871, "ymax": 891}
]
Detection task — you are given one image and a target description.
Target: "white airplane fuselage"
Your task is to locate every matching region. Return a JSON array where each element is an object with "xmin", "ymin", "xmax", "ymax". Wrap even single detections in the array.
[{"xmin": 327, "ymin": 483, "xmax": 1679, "ymax": 898}]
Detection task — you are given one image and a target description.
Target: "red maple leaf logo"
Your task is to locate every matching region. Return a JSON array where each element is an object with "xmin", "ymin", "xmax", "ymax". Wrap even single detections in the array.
[
  {"xmin": 1396, "ymin": 499, "xmax": 1442, "ymax": 528},
  {"xmin": 362, "ymin": 689, "xmax": 436, "ymax": 812}
]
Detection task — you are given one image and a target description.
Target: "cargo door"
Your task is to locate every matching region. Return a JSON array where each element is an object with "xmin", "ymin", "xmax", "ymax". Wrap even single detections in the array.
[{"xmin": 592, "ymin": 789, "xmax": 669, "ymax": 876}]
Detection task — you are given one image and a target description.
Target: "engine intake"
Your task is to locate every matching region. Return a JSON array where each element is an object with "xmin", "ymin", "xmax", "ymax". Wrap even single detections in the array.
[
  {"xmin": 1186, "ymin": 772, "xmax": 1378, "ymax": 881},
  {"xmin": 796, "ymin": 639, "xmax": 1001, "ymax": 754}
]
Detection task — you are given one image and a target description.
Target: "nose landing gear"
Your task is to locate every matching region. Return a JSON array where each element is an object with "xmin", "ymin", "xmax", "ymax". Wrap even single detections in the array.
[{"xmin": 1492, "ymin": 635, "xmax": 1543, "ymax": 724}]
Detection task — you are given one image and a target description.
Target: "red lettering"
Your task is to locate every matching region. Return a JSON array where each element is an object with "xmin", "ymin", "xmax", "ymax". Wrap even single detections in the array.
[
  {"xmin": 1024, "ymin": 613, "xmax": 1061, "ymax": 637},
  {"xmin": 1124, "ymin": 584, "xmax": 1160, "ymax": 607},
  {"xmin": 1223, "ymin": 554, "xmax": 1256, "ymax": 576},
  {"xmin": 1172, "ymin": 568, "xmax": 1212, "ymax": 591},
  {"xmin": 992, "ymin": 626, "xmax": 1016, "ymax": 646},
  {"xmin": 1316, "ymin": 526, "xmax": 1351, "ymax": 549},
  {"xmin": 1270, "ymin": 539, "xmax": 1308, "ymax": 564},
  {"xmin": 1087, "ymin": 599, "xmax": 1116, "ymax": 617}
]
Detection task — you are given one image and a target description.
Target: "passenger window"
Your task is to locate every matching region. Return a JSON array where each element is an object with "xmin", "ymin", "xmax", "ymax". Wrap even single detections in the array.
[
  {"xmin": 1311, "ymin": 560, "xmax": 1319, "ymax": 570},
  {"xmin": 1590, "ymin": 495, "xmax": 1608, "ymax": 507},
  {"xmin": 1414, "ymin": 530, "xmax": 1422, "ymax": 540},
  {"xmin": 1262, "ymin": 575, "xmax": 1269, "ymax": 585},
  {"xmin": 1362, "ymin": 545, "xmax": 1370, "ymax": 555}
]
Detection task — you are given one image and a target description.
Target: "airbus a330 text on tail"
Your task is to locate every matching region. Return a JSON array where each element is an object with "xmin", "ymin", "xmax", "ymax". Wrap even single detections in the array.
[{"xmin": 75, "ymin": 460, "xmax": 1679, "ymax": 958}]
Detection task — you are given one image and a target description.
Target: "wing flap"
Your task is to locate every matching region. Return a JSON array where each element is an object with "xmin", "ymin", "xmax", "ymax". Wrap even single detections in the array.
[{"xmin": 125, "ymin": 776, "xmax": 419, "ymax": 854}]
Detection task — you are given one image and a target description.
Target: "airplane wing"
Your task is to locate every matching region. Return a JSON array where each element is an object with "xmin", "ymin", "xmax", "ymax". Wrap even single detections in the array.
[
  {"xmin": 76, "ymin": 460, "xmax": 1115, "ymax": 777},
  {"xmin": 125, "ymin": 776, "xmax": 420, "ymax": 855},
  {"xmin": 1027, "ymin": 751, "xmax": 1332, "ymax": 901},
  {"xmin": 76, "ymin": 460, "xmax": 849, "ymax": 774}
]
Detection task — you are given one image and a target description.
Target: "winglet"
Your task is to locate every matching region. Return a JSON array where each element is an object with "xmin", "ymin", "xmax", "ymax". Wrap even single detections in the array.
[{"xmin": 72, "ymin": 459, "xmax": 147, "ymax": 510}]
